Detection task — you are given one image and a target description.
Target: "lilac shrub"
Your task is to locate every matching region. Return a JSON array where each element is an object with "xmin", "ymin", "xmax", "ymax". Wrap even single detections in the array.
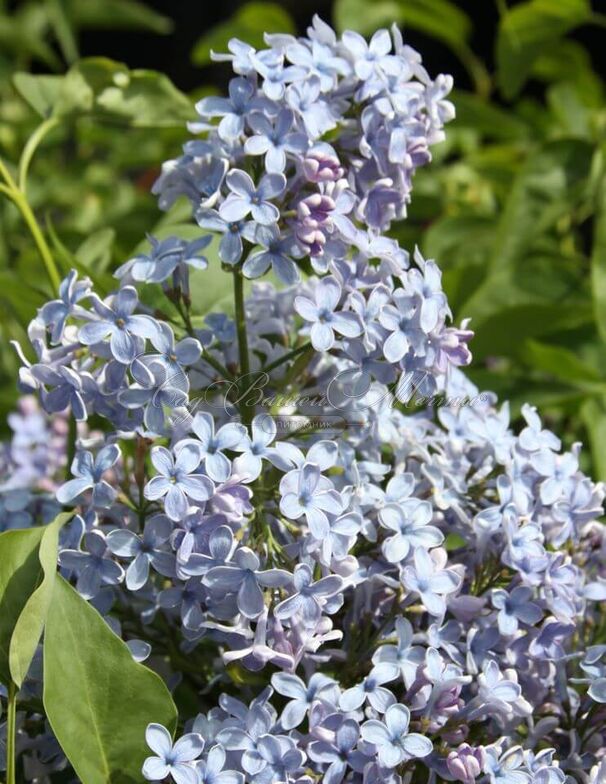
[{"xmin": 2, "ymin": 15, "xmax": 606, "ymax": 784}]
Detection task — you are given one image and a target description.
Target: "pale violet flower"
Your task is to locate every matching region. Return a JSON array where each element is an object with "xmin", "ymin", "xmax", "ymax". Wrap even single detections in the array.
[
  {"xmin": 294, "ymin": 276, "xmax": 363, "ymax": 351},
  {"xmin": 220, "ymin": 169, "xmax": 286, "ymax": 226},
  {"xmin": 360, "ymin": 704, "xmax": 433, "ymax": 768},
  {"xmin": 142, "ymin": 723, "xmax": 204, "ymax": 784},
  {"xmin": 144, "ymin": 444, "xmax": 214, "ymax": 521}
]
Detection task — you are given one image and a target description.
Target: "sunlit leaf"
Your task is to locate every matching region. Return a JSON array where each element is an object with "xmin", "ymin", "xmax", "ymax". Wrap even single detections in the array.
[
  {"xmin": 67, "ymin": 0, "xmax": 173, "ymax": 34},
  {"xmin": 44, "ymin": 576, "xmax": 177, "ymax": 784},
  {"xmin": 496, "ymin": 0, "xmax": 591, "ymax": 99},
  {"xmin": 192, "ymin": 2, "xmax": 295, "ymax": 66},
  {"xmin": 591, "ymin": 160, "xmax": 606, "ymax": 342},
  {"xmin": 9, "ymin": 513, "xmax": 72, "ymax": 687},
  {"xmin": 0, "ymin": 526, "xmax": 45, "ymax": 686}
]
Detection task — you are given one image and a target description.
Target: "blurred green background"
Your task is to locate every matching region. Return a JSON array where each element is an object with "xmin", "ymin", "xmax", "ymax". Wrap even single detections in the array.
[{"xmin": 0, "ymin": 0, "xmax": 605, "ymax": 477}]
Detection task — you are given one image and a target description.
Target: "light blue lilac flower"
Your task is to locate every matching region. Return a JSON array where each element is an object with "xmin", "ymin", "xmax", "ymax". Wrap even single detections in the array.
[
  {"xmin": 244, "ymin": 109, "xmax": 308, "ymax": 173},
  {"xmin": 360, "ymin": 703, "xmax": 433, "ymax": 768},
  {"xmin": 271, "ymin": 671, "xmax": 336, "ymax": 729},
  {"xmin": 220, "ymin": 170, "xmax": 286, "ymax": 226},
  {"xmin": 56, "ymin": 444, "xmax": 120, "ymax": 508},
  {"xmin": 339, "ymin": 662, "xmax": 398, "ymax": 712},
  {"xmin": 137, "ymin": 322, "xmax": 202, "ymax": 391},
  {"xmin": 107, "ymin": 515, "xmax": 174, "ymax": 590},
  {"xmin": 195, "ymin": 77, "xmax": 264, "ymax": 141},
  {"xmin": 79, "ymin": 287, "xmax": 161, "ymax": 364},
  {"xmin": 142, "ymin": 723, "xmax": 204, "ymax": 784},
  {"xmin": 195, "ymin": 208, "xmax": 256, "ymax": 266},
  {"xmin": 491, "ymin": 586, "xmax": 543, "ymax": 636},
  {"xmin": 233, "ymin": 414, "xmax": 300, "ymax": 481},
  {"xmin": 294, "ymin": 277, "xmax": 362, "ymax": 351},
  {"xmin": 274, "ymin": 563, "xmax": 343, "ymax": 628},
  {"xmin": 118, "ymin": 362, "xmax": 188, "ymax": 435},
  {"xmin": 483, "ymin": 746, "xmax": 531, "ymax": 784},
  {"xmin": 247, "ymin": 735, "xmax": 305, "ymax": 784},
  {"xmin": 194, "ymin": 744, "xmax": 244, "ymax": 784},
  {"xmin": 378, "ymin": 289, "xmax": 418, "ymax": 363},
  {"xmin": 307, "ymin": 718, "xmax": 369, "ymax": 784},
  {"xmin": 144, "ymin": 444, "xmax": 214, "ymax": 521},
  {"xmin": 30, "ymin": 364, "xmax": 94, "ymax": 421},
  {"xmin": 40, "ymin": 270, "xmax": 91, "ymax": 343},
  {"xmin": 401, "ymin": 547, "xmax": 461, "ymax": 616},
  {"xmin": 378, "ymin": 499, "xmax": 443, "ymax": 563},
  {"xmin": 178, "ymin": 412, "xmax": 247, "ymax": 483},
  {"xmin": 372, "ymin": 616, "xmax": 424, "ymax": 688},
  {"xmin": 279, "ymin": 462, "xmax": 343, "ymax": 539},
  {"xmin": 60, "ymin": 530, "xmax": 124, "ymax": 599},
  {"xmin": 242, "ymin": 225, "xmax": 302, "ymax": 285},
  {"xmin": 204, "ymin": 546, "xmax": 290, "ymax": 618}
]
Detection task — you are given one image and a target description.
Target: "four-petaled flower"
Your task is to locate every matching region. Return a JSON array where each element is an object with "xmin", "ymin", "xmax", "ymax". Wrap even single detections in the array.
[
  {"xmin": 79, "ymin": 286, "xmax": 161, "ymax": 364},
  {"xmin": 360, "ymin": 704, "xmax": 433, "ymax": 768},
  {"xmin": 244, "ymin": 109, "xmax": 308, "ymax": 173},
  {"xmin": 401, "ymin": 547, "xmax": 461, "ymax": 617},
  {"xmin": 204, "ymin": 546, "xmax": 290, "ymax": 618},
  {"xmin": 142, "ymin": 723, "xmax": 204, "ymax": 784},
  {"xmin": 294, "ymin": 276, "xmax": 363, "ymax": 351},
  {"xmin": 178, "ymin": 412, "xmax": 247, "ymax": 483},
  {"xmin": 279, "ymin": 462, "xmax": 343, "ymax": 539},
  {"xmin": 220, "ymin": 169, "xmax": 286, "ymax": 226},
  {"xmin": 56, "ymin": 444, "xmax": 121, "ymax": 508},
  {"xmin": 144, "ymin": 444, "xmax": 214, "ymax": 521},
  {"xmin": 274, "ymin": 563, "xmax": 343, "ymax": 628}
]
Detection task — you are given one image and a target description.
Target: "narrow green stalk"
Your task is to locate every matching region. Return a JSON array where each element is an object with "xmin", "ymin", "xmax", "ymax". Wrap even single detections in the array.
[
  {"xmin": 0, "ymin": 173, "xmax": 61, "ymax": 293},
  {"xmin": 233, "ymin": 269, "xmax": 253, "ymax": 427},
  {"xmin": 172, "ymin": 293, "xmax": 234, "ymax": 381},
  {"xmin": 262, "ymin": 341, "xmax": 311, "ymax": 375},
  {"xmin": 66, "ymin": 413, "xmax": 77, "ymax": 479},
  {"xmin": 6, "ymin": 680, "xmax": 17, "ymax": 784},
  {"xmin": 18, "ymin": 116, "xmax": 59, "ymax": 195}
]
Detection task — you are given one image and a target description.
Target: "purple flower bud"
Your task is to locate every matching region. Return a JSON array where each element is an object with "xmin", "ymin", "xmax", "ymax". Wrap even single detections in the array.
[
  {"xmin": 446, "ymin": 744, "xmax": 485, "ymax": 784},
  {"xmin": 297, "ymin": 193, "xmax": 335, "ymax": 228},
  {"xmin": 302, "ymin": 151, "xmax": 344, "ymax": 182}
]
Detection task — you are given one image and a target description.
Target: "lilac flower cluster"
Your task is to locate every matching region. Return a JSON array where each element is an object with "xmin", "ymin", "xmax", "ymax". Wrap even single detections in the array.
[{"xmin": 2, "ymin": 16, "xmax": 606, "ymax": 784}]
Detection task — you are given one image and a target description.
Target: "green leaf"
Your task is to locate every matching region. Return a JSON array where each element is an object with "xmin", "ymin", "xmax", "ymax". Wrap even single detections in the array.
[
  {"xmin": 14, "ymin": 59, "xmax": 193, "ymax": 127},
  {"xmin": 12, "ymin": 73, "xmax": 64, "ymax": 118},
  {"xmin": 334, "ymin": 0, "xmax": 401, "ymax": 34},
  {"xmin": 76, "ymin": 227, "xmax": 115, "ymax": 272},
  {"xmin": 335, "ymin": 0, "xmax": 470, "ymax": 45},
  {"xmin": 67, "ymin": 0, "xmax": 173, "ymax": 34},
  {"xmin": 44, "ymin": 576, "xmax": 177, "ymax": 784},
  {"xmin": 581, "ymin": 395, "xmax": 606, "ymax": 482},
  {"xmin": 522, "ymin": 339, "xmax": 603, "ymax": 386},
  {"xmin": 192, "ymin": 3, "xmax": 295, "ymax": 66},
  {"xmin": 13, "ymin": 68, "xmax": 93, "ymax": 118},
  {"xmin": 460, "ymin": 139, "xmax": 593, "ymax": 326},
  {"xmin": 445, "ymin": 532, "xmax": 466, "ymax": 551},
  {"xmin": 46, "ymin": 0, "xmax": 79, "ymax": 64},
  {"xmin": 450, "ymin": 90, "xmax": 530, "ymax": 141},
  {"xmin": 0, "ymin": 526, "xmax": 46, "ymax": 686},
  {"xmin": 9, "ymin": 513, "xmax": 72, "ymax": 687},
  {"xmin": 591, "ymin": 157, "xmax": 606, "ymax": 342},
  {"xmin": 93, "ymin": 68, "xmax": 194, "ymax": 127},
  {"xmin": 496, "ymin": 0, "xmax": 591, "ymax": 99}
]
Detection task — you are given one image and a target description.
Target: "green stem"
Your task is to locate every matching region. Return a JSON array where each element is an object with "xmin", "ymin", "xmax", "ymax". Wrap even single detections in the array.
[
  {"xmin": 172, "ymin": 294, "xmax": 234, "ymax": 381},
  {"xmin": 0, "ymin": 177, "xmax": 61, "ymax": 293},
  {"xmin": 7, "ymin": 680, "xmax": 17, "ymax": 784},
  {"xmin": 233, "ymin": 269, "xmax": 253, "ymax": 427},
  {"xmin": 0, "ymin": 158, "xmax": 17, "ymax": 190},
  {"xmin": 262, "ymin": 341, "xmax": 312, "ymax": 375},
  {"xmin": 18, "ymin": 116, "xmax": 59, "ymax": 195},
  {"xmin": 66, "ymin": 412, "xmax": 77, "ymax": 479}
]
